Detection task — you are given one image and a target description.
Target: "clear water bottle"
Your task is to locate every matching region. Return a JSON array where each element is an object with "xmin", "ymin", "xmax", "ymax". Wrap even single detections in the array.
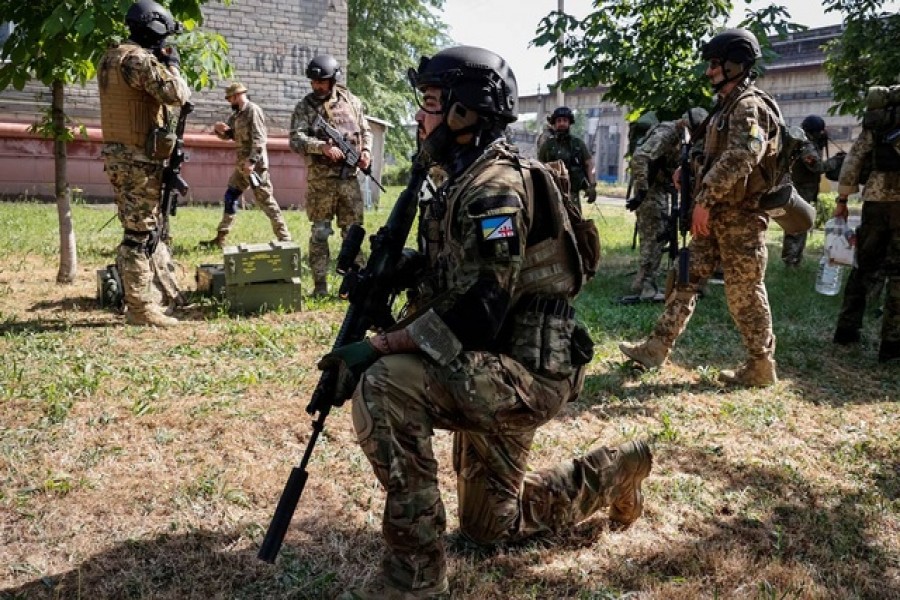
[{"xmin": 815, "ymin": 255, "xmax": 843, "ymax": 296}]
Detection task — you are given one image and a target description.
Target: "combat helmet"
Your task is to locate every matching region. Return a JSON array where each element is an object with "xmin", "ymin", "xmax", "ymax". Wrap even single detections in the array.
[
  {"xmin": 548, "ymin": 106, "xmax": 575, "ymax": 125},
  {"xmin": 306, "ymin": 55, "xmax": 342, "ymax": 81},
  {"xmin": 682, "ymin": 107, "xmax": 709, "ymax": 132},
  {"xmin": 126, "ymin": 0, "xmax": 181, "ymax": 48},
  {"xmin": 801, "ymin": 115, "xmax": 826, "ymax": 134},
  {"xmin": 701, "ymin": 28, "xmax": 761, "ymax": 89},
  {"xmin": 410, "ymin": 45, "xmax": 518, "ymax": 125}
]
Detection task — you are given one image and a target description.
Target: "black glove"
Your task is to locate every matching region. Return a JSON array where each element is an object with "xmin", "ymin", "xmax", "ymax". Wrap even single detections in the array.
[
  {"xmin": 156, "ymin": 45, "xmax": 180, "ymax": 69},
  {"xmin": 625, "ymin": 190, "xmax": 646, "ymax": 212},
  {"xmin": 585, "ymin": 187, "xmax": 597, "ymax": 204},
  {"xmin": 316, "ymin": 340, "xmax": 381, "ymax": 404}
]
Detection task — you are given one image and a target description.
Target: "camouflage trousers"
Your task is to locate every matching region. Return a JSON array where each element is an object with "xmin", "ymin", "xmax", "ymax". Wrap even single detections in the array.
[
  {"xmin": 217, "ymin": 167, "xmax": 291, "ymax": 240},
  {"xmin": 104, "ymin": 152, "xmax": 182, "ymax": 312},
  {"xmin": 636, "ymin": 187, "xmax": 669, "ymax": 284},
  {"xmin": 351, "ymin": 352, "xmax": 631, "ymax": 592},
  {"xmin": 652, "ymin": 207, "xmax": 775, "ymax": 359},
  {"xmin": 836, "ymin": 201, "xmax": 900, "ymax": 343},
  {"xmin": 306, "ymin": 172, "xmax": 363, "ymax": 283}
]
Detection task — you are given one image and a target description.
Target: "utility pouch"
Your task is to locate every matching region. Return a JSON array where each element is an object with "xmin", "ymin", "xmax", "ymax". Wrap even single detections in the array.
[
  {"xmin": 540, "ymin": 314, "xmax": 575, "ymax": 377},
  {"xmin": 570, "ymin": 320, "xmax": 594, "ymax": 366},
  {"xmin": 145, "ymin": 127, "xmax": 176, "ymax": 160},
  {"xmin": 508, "ymin": 311, "xmax": 544, "ymax": 373},
  {"xmin": 573, "ymin": 218, "xmax": 601, "ymax": 277}
]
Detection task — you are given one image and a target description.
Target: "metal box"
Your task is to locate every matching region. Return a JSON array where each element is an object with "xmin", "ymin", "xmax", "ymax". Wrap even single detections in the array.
[
  {"xmin": 195, "ymin": 264, "xmax": 226, "ymax": 298},
  {"xmin": 223, "ymin": 241, "xmax": 302, "ymax": 286},
  {"xmin": 225, "ymin": 278, "xmax": 302, "ymax": 313}
]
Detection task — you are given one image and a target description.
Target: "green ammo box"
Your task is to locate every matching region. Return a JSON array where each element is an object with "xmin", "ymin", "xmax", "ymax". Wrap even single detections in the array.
[
  {"xmin": 222, "ymin": 241, "xmax": 303, "ymax": 313},
  {"xmin": 195, "ymin": 264, "xmax": 226, "ymax": 298}
]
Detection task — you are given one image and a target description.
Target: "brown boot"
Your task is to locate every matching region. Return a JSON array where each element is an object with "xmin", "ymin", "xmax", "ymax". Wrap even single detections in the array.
[
  {"xmin": 619, "ymin": 337, "xmax": 669, "ymax": 368},
  {"xmin": 198, "ymin": 231, "xmax": 227, "ymax": 249},
  {"xmin": 607, "ymin": 439, "xmax": 653, "ymax": 529},
  {"xmin": 125, "ymin": 305, "xmax": 179, "ymax": 327},
  {"xmin": 639, "ymin": 279, "xmax": 659, "ymax": 300},
  {"xmin": 630, "ymin": 268, "xmax": 646, "ymax": 293},
  {"xmin": 337, "ymin": 575, "xmax": 449, "ymax": 600},
  {"xmin": 719, "ymin": 356, "xmax": 777, "ymax": 387},
  {"xmin": 311, "ymin": 280, "xmax": 328, "ymax": 297}
]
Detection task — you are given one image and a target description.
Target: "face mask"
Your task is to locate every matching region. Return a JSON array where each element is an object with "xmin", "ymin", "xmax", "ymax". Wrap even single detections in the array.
[
  {"xmin": 231, "ymin": 103, "xmax": 241, "ymax": 111},
  {"xmin": 417, "ymin": 121, "xmax": 455, "ymax": 167}
]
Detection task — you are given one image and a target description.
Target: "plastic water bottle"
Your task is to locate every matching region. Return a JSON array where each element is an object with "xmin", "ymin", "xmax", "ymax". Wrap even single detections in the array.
[{"xmin": 815, "ymin": 255, "xmax": 843, "ymax": 296}]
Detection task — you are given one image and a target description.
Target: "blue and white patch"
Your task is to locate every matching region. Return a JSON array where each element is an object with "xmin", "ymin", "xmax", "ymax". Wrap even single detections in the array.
[{"xmin": 479, "ymin": 216, "xmax": 517, "ymax": 241}]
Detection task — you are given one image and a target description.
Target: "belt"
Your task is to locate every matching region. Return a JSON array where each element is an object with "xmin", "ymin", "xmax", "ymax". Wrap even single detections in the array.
[{"xmin": 519, "ymin": 295, "xmax": 575, "ymax": 319}]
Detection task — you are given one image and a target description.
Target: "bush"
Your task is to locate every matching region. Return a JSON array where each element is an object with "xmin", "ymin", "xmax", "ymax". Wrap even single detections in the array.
[
  {"xmin": 816, "ymin": 191, "xmax": 837, "ymax": 229},
  {"xmin": 382, "ymin": 162, "xmax": 411, "ymax": 186}
]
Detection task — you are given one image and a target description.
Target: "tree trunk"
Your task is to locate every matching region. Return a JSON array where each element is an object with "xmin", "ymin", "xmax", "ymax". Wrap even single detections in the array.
[{"xmin": 53, "ymin": 79, "xmax": 77, "ymax": 284}]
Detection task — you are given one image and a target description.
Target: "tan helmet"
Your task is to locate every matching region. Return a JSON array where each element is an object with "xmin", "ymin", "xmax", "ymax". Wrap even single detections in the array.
[{"xmin": 225, "ymin": 82, "xmax": 248, "ymax": 98}]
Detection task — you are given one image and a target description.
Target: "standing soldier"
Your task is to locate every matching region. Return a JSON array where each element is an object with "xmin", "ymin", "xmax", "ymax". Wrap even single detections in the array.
[
  {"xmin": 319, "ymin": 46, "xmax": 651, "ymax": 599},
  {"xmin": 290, "ymin": 55, "xmax": 373, "ymax": 297},
  {"xmin": 626, "ymin": 108, "xmax": 708, "ymax": 299},
  {"xmin": 619, "ymin": 28, "xmax": 781, "ymax": 387},
  {"xmin": 781, "ymin": 114, "xmax": 827, "ymax": 267},
  {"xmin": 200, "ymin": 82, "xmax": 292, "ymax": 248},
  {"xmin": 538, "ymin": 106, "xmax": 598, "ymax": 206},
  {"xmin": 98, "ymin": 0, "xmax": 190, "ymax": 326}
]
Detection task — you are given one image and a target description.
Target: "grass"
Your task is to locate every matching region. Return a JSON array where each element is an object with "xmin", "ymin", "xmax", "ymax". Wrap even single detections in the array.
[{"xmin": 0, "ymin": 192, "xmax": 898, "ymax": 599}]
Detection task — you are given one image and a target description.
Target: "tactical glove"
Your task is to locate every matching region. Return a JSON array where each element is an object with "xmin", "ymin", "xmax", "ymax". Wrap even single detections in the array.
[
  {"xmin": 585, "ymin": 186, "xmax": 598, "ymax": 204},
  {"xmin": 625, "ymin": 189, "xmax": 646, "ymax": 212},
  {"xmin": 317, "ymin": 340, "xmax": 381, "ymax": 404}
]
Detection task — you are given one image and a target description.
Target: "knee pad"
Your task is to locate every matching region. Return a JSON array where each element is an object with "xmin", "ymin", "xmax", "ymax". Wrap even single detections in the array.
[
  {"xmin": 224, "ymin": 187, "xmax": 242, "ymax": 214},
  {"xmin": 311, "ymin": 220, "xmax": 333, "ymax": 244}
]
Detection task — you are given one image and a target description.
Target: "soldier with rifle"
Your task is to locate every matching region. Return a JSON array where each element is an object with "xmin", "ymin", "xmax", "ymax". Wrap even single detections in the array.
[
  {"xmin": 98, "ymin": 0, "xmax": 190, "ymax": 327},
  {"xmin": 290, "ymin": 54, "xmax": 374, "ymax": 297},
  {"xmin": 258, "ymin": 46, "xmax": 652, "ymax": 599}
]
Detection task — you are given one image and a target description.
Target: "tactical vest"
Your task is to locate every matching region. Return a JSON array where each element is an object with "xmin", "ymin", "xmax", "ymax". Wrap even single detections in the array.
[
  {"xmin": 542, "ymin": 134, "xmax": 587, "ymax": 190},
  {"xmin": 862, "ymin": 87, "xmax": 900, "ymax": 172},
  {"xmin": 98, "ymin": 43, "xmax": 164, "ymax": 147}
]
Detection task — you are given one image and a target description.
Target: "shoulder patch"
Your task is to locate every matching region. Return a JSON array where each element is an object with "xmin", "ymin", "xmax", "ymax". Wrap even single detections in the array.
[
  {"xmin": 467, "ymin": 194, "xmax": 522, "ymax": 217},
  {"xmin": 479, "ymin": 215, "xmax": 518, "ymax": 241},
  {"xmin": 748, "ymin": 122, "xmax": 765, "ymax": 153}
]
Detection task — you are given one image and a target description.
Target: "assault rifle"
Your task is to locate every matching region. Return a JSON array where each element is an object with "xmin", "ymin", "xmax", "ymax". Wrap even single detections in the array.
[
  {"xmin": 313, "ymin": 114, "xmax": 386, "ymax": 192},
  {"xmin": 257, "ymin": 159, "xmax": 429, "ymax": 564},
  {"xmin": 150, "ymin": 101, "xmax": 193, "ymax": 255},
  {"xmin": 673, "ymin": 126, "xmax": 693, "ymax": 286}
]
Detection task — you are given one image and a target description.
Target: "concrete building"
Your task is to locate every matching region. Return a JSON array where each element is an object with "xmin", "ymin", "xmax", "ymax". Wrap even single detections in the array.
[
  {"xmin": 513, "ymin": 24, "xmax": 857, "ymax": 184},
  {"xmin": 0, "ymin": 0, "xmax": 388, "ymax": 207}
]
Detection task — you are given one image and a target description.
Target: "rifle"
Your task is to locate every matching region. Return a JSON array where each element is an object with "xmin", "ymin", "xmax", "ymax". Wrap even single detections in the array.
[
  {"xmin": 150, "ymin": 101, "xmax": 193, "ymax": 255},
  {"xmin": 675, "ymin": 126, "xmax": 693, "ymax": 286},
  {"xmin": 257, "ymin": 159, "xmax": 429, "ymax": 564},
  {"xmin": 313, "ymin": 114, "xmax": 386, "ymax": 192}
]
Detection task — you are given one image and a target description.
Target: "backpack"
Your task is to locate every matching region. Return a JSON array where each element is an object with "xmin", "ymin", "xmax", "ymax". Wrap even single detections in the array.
[
  {"xmin": 523, "ymin": 159, "xmax": 601, "ymax": 289},
  {"xmin": 862, "ymin": 85, "xmax": 900, "ymax": 172}
]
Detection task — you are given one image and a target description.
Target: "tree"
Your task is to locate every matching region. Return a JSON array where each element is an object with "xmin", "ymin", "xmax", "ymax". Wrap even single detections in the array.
[
  {"xmin": 0, "ymin": 0, "xmax": 231, "ymax": 284},
  {"xmin": 347, "ymin": 0, "xmax": 449, "ymax": 165},
  {"xmin": 532, "ymin": 0, "xmax": 801, "ymax": 122},
  {"xmin": 822, "ymin": 1, "xmax": 900, "ymax": 116}
]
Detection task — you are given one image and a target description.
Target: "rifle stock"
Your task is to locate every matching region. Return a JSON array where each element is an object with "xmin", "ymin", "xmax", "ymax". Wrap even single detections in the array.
[
  {"xmin": 151, "ymin": 102, "xmax": 193, "ymax": 255},
  {"xmin": 313, "ymin": 114, "xmax": 386, "ymax": 192},
  {"xmin": 257, "ymin": 160, "xmax": 429, "ymax": 564}
]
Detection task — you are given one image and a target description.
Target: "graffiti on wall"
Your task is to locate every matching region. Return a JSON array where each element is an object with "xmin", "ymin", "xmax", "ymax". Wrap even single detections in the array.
[{"xmin": 254, "ymin": 44, "xmax": 327, "ymax": 100}]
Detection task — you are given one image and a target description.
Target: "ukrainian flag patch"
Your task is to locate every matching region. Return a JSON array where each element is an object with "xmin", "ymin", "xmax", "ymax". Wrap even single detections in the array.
[{"xmin": 480, "ymin": 216, "xmax": 517, "ymax": 241}]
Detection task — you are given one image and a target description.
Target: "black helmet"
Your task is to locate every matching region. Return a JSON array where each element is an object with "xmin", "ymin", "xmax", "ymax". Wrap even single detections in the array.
[
  {"xmin": 306, "ymin": 55, "xmax": 342, "ymax": 80},
  {"xmin": 701, "ymin": 28, "xmax": 762, "ymax": 66},
  {"xmin": 409, "ymin": 45, "xmax": 518, "ymax": 124},
  {"xmin": 801, "ymin": 114, "xmax": 826, "ymax": 134},
  {"xmin": 548, "ymin": 106, "xmax": 575, "ymax": 125},
  {"xmin": 126, "ymin": 0, "xmax": 180, "ymax": 46}
]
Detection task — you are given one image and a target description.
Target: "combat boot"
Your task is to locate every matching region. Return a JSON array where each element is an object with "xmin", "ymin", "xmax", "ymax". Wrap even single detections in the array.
[
  {"xmin": 584, "ymin": 439, "xmax": 653, "ymax": 530},
  {"xmin": 338, "ymin": 575, "xmax": 449, "ymax": 600},
  {"xmin": 619, "ymin": 337, "xmax": 669, "ymax": 368},
  {"xmin": 198, "ymin": 231, "xmax": 228, "ymax": 249},
  {"xmin": 629, "ymin": 268, "xmax": 646, "ymax": 293},
  {"xmin": 878, "ymin": 340, "xmax": 900, "ymax": 363},
  {"xmin": 125, "ymin": 305, "xmax": 179, "ymax": 327},
  {"xmin": 719, "ymin": 356, "xmax": 777, "ymax": 387},
  {"xmin": 833, "ymin": 327, "xmax": 861, "ymax": 345},
  {"xmin": 312, "ymin": 280, "xmax": 328, "ymax": 297},
  {"xmin": 639, "ymin": 280, "xmax": 659, "ymax": 301}
]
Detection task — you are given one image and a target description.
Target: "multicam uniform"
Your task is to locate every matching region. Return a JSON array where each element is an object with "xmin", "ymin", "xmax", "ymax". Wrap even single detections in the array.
[
  {"xmin": 213, "ymin": 100, "xmax": 290, "ymax": 240},
  {"xmin": 781, "ymin": 138, "xmax": 824, "ymax": 265},
  {"xmin": 649, "ymin": 81, "xmax": 779, "ymax": 365},
  {"xmin": 835, "ymin": 128, "xmax": 900, "ymax": 356},
  {"xmin": 349, "ymin": 141, "xmax": 647, "ymax": 592},
  {"xmin": 98, "ymin": 40, "xmax": 190, "ymax": 316},
  {"xmin": 289, "ymin": 84, "xmax": 372, "ymax": 288},
  {"xmin": 630, "ymin": 121, "xmax": 681, "ymax": 294},
  {"xmin": 538, "ymin": 131, "xmax": 592, "ymax": 205}
]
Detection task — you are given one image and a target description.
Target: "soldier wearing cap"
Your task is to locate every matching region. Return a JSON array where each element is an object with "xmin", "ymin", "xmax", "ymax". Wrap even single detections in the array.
[{"xmin": 200, "ymin": 82, "xmax": 292, "ymax": 248}]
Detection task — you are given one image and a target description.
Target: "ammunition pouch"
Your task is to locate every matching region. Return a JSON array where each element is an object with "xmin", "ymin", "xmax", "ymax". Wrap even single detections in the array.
[
  {"xmin": 573, "ymin": 218, "xmax": 601, "ymax": 278},
  {"xmin": 507, "ymin": 296, "xmax": 577, "ymax": 378},
  {"xmin": 758, "ymin": 183, "xmax": 815, "ymax": 235},
  {"xmin": 145, "ymin": 127, "xmax": 176, "ymax": 160},
  {"xmin": 570, "ymin": 321, "xmax": 594, "ymax": 366}
]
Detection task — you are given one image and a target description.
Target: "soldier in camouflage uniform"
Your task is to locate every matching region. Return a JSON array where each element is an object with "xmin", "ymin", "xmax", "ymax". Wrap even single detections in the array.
[
  {"xmin": 98, "ymin": 0, "xmax": 190, "ymax": 327},
  {"xmin": 832, "ymin": 91, "xmax": 900, "ymax": 362},
  {"xmin": 620, "ymin": 28, "xmax": 780, "ymax": 387},
  {"xmin": 627, "ymin": 108, "xmax": 708, "ymax": 299},
  {"xmin": 200, "ymin": 82, "xmax": 291, "ymax": 248},
  {"xmin": 781, "ymin": 115, "xmax": 826, "ymax": 266},
  {"xmin": 289, "ymin": 55, "xmax": 373, "ymax": 296},
  {"xmin": 537, "ymin": 106, "xmax": 597, "ymax": 207},
  {"xmin": 318, "ymin": 46, "xmax": 652, "ymax": 600}
]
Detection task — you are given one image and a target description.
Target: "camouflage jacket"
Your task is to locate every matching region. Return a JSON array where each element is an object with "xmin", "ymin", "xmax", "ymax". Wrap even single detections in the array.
[
  {"xmin": 696, "ymin": 81, "xmax": 781, "ymax": 210},
  {"xmin": 790, "ymin": 140, "xmax": 825, "ymax": 202},
  {"xmin": 838, "ymin": 128, "xmax": 900, "ymax": 202},
  {"xmin": 217, "ymin": 100, "xmax": 269, "ymax": 169},
  {"xmin": 537, "ymin": 132, "xmax": 591, "ymax": 190},
  {"xmin": 630, "ymin": 121, "xmax": 680, "ymax": 192},
  {"xmin": 289, "ymin": 84, "xmax": 372, "ymax": 176}
]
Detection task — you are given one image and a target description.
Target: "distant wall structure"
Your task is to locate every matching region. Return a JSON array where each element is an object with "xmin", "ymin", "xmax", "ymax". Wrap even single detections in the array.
[
  {"xmin": 511, "ymin": 24, "xmax": 859, "ymax": 185},
  {"xmin": 0, "ymin": 0, "xmax": 388, "ymax": 207}
]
